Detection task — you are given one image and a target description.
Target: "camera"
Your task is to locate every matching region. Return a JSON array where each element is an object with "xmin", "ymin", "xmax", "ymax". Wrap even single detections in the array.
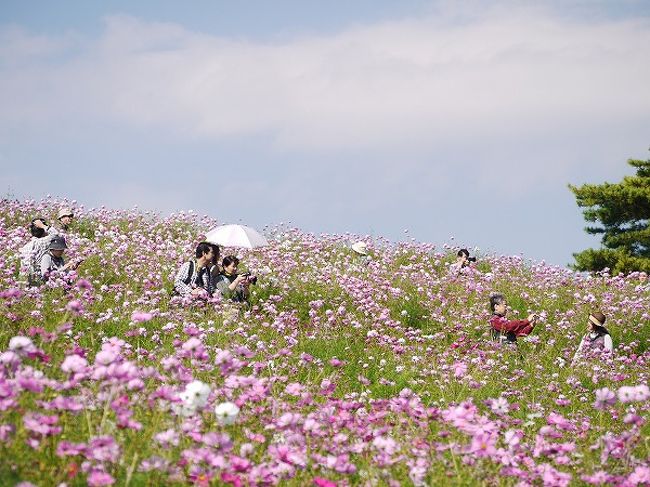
[
  {"xmin": 242, "ymin": 272, "xmax": 257, "ymax": 285},
  {"xmin": 467, "ymin": 257, "xmax": 477, "ymax": 263}
]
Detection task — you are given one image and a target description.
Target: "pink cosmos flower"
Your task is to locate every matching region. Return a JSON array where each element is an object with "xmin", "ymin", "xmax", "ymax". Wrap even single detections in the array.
[
  {"xmin": 489, "ymin": 397, "xmax": 510, "ymax": 415},
  {"xmin": 453, "ymin": 361, "xmax": 468, "ymax": 379},
  {"xmin": 87, "ymin": 469, "xmax": 115, "ymax": 486},
  {"xmin": 131, "ymin": 311, "xmax": 153, "ymax": 323},
  {"xmin": 628, "ymin": 465, "xmax": 650, "ymax": 485},
  {"xmin": 87, "ymin": 436, "xmax": 120, "ymax": 463},
  {"xmin": 593, "ymin": 388, "xmax": 616, "ymax": 409},
  {"xmin": 617, "ymin": 385, "xmax": 650, "ymax": 403},
  {"xmin": 61, "ymin": 354, "xmax": 88, "ymax": 374},
  {"xmin": 66, "ymin": 300, "xmax": 84, "ymax": 314},
  {"xmin": 313, "ymin": 477, "xmax": 337, "ymax": 487},
  {"xmin": 95, "ymin": 349, "xmax": 117, "ymax": 366},
  {"xmin": 8, "ymin": 336, "xmax": 36, "ymax": 355}
]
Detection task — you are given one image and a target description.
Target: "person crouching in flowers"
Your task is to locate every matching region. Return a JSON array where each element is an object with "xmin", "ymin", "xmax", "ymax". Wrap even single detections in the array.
[
  {"xmin": 39, "ymin": 235, "xmax": 83, "ymax": 283},
  {"xmin": 172, "ymin": 242, "xmax": 214, "ymax": 298},
  {"xmin": 572, "ymin": 311, "xmax": 613, "ymax": 363},
  {"xmin": 489, "ymin": 293, "xmax": 539, "ymax": 344},
  {"xmin": 214, "ymin": 255, "xmax": 251, "ymax": 303}
]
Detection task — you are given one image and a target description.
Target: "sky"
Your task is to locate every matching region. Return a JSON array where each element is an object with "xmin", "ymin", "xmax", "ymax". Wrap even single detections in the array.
[{"xmin": 1, "ymin": 0, "xmax": 649, "ymax": 267}]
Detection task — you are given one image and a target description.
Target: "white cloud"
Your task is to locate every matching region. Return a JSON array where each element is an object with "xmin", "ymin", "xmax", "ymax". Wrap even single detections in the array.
[{"xmin": 0, "ymin": 2, "xmax": 648, "ymax": 210}]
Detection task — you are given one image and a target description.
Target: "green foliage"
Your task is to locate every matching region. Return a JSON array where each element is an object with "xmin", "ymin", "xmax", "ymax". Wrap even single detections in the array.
[{"xmin": 569, "ymin": 158, "xmax": 650, "ymax": 273}]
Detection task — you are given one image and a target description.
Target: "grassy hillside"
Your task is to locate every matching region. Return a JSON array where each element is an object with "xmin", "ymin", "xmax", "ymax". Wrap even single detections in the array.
[{"xmin": 0, "ymin": 198, "xmax": 648, "ymax": 486}]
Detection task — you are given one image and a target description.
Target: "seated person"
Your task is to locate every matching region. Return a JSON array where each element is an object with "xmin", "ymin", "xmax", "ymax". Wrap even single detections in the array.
[
  {"xmin": 572, "ymin": 311, "xmax": 613, "ymax": 362},
  {"xmin": 207, "ymin": 243, "xmax": 222, "ymax": 285},
  {"xmin": 53, "ymin": 207, "xmax": 75, "ymax": 234},
  {"xmin": 214, "ymin": 255, "xmax": 251, "ymax": 303},
  {"xmin": 449, "ymin": 248, "xmax": 477, "ymax": 274},
  {"xmin": 351, "ymin": 241, "xmax": 371, "ymax": 266},
  {"xmin": 39, "ymin": 236, "xmax": 82, "ymax": 283},
  {"xmin": 456, "ymin": 249, "xmax": 476, "ymax": 268},
  {"xmin": 173, "ymin": 242, "xmax": 214, "ymax": 298},
  {"xmin": 489, "ymin": 293, "xmax": 538, "ymax": 344},
  {"xmin": 20, "ymin": 218, "xmax": 55, "ymax": 280}
]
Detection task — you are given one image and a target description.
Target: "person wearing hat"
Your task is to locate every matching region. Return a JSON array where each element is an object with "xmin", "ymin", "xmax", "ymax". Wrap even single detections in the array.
[
  {"xmin": 55, "ymin": 207, "xmax": 75, "ymax": 233},
  {"xmin": 351, "ymin": 241, "xmax": 371, "ymax": 267},
  {"xmin": 572, "ymin": 311, "xmax": 613, "ymax": 363},
  {"xmin": 351, "ymin": 242, "xmax": 368, "ymax": 256},
  {"xmin": 39, "ymin": 235, "xmax": 82, "ymax": 282}
]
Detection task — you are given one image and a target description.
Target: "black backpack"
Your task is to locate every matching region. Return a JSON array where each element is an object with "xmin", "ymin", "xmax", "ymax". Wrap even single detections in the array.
[{"xmin": 170, "ymin": 260, "xmax": 195, "ymax": 296}]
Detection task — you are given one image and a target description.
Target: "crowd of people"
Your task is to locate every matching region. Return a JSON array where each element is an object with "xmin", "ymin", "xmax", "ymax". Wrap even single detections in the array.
[
  {"xmin": 170, "ymin": 242, "xmax": 254, "ymax": 303},
  {"xmin": 19, "ymin": 208, "xmax": 257, "ymax": 306},
  {"xmin": 18, "ymin": 209, "xmax": 616, "ymax": 359}
]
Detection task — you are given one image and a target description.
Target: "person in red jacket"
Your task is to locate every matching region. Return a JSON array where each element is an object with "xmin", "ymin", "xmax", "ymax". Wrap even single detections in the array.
[{"xmin": 489, "ymin": 293, "xmax": 539, "ymax": 344}]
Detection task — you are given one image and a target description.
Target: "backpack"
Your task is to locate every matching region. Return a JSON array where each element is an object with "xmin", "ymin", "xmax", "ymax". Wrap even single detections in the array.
[{"xmin": 171, "ymin": 260, "xmax": 195, "ymax": 296}]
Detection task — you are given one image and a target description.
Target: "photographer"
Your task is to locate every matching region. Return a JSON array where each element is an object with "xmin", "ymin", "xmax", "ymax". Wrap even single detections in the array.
[
  {"xmin": 449, "ymin": 248, "xmax": 477, "ymax": 276},
  {"xmin": 456, "ymin": 249, "xmax": 476, "ymax": 268},
  {"xmin": 214, "ymin": 255, "xmax": 254, "ymax": 303},
  {"xmin": 489, "ymin": 293, "xmax": 539, "ymax": 344}
]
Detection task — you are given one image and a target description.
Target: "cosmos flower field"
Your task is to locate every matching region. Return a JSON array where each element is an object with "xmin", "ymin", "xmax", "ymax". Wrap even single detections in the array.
[{"xmin": 0, "ymin": 198, "xmax": 648, "ymax": 486}]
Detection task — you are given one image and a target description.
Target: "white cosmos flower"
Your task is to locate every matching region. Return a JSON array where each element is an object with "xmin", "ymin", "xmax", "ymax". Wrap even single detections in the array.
[
  {"xmin": 214, "ymin": 401, "xmax": 240, "ymax": 425},
  {"xmin": 184, "ymin": 380, "xmax": 211, "ymax": 408},
  {"xmin": 174, "ymin": 380, "xmax": 211, "ymax": 417}
]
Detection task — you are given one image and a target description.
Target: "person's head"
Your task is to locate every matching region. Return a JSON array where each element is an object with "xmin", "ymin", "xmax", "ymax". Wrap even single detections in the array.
[
  {"xmin": 49, "ymin": 235, "xmax": 67, "ymax": 258},
  {"xmin": 588, "ymin": 311, "xmax": 607, "ymax": 332},
  {"xmin": 208, "ymin": 244, "xmax": 221, "ymax": 266},
  {"xmin": 457, "ymin": 248, "xmax": 476, "ymax": 266},
  {"xmin": 30, "ymin": 218, "xmax": 46, "ymax": 238},
  {"xmin": 57, "ymin": 208, "xmax": 74, "ymax": 228},
  {"xmin": 490, "ymin": 293, "xmax": 507, "ymax": 315},
  {"xmin": 222, "ymin": 255, "xmax": 240, "ymax": 275},
  {"xmin": 195, "ymin": 242, "xmax": 214, "ymax": 263}
]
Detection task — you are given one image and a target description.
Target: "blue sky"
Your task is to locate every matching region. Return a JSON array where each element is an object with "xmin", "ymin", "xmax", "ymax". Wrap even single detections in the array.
[{"xmin": 1, "ymin": 0, "xmax": 649, "ymax": 266}]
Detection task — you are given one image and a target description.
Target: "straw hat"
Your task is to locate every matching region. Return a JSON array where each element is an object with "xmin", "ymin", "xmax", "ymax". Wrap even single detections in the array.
[
  {"xmin": 351, "ymin": 241, "xmax": 368, "ymax": 255},
  {"xmin": 57, "ymin": 207, "xmax": 74, "ymax": 220}
]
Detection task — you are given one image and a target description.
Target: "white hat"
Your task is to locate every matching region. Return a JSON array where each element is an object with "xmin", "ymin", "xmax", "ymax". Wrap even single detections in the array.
[
  {"xmin": 351, "ymin": 241, "xmax": 368, "ymax": 255},
  {"xmin": 57, "ymin": 207, "xmax": 74, "ymax": 220}
]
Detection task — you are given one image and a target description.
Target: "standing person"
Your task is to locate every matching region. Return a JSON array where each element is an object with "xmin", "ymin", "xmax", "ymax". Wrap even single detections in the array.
[
  {"xmin": 214, "ymin": 255, "xmax": 251, "ymax": 303},
  {"xmin": 489, "ymin": 293, "xmax": 539, "ymax": 344},
  {"xmin": 173, "ymin": 242, "xmax": 214, "ymax": 298},
  {"xmin": 572, "ymin": 311, "xmax": 613, "ymax": 362},
  {"xmin": 39, "ymin": 236, "xmax": 82, "ymax": 283}
]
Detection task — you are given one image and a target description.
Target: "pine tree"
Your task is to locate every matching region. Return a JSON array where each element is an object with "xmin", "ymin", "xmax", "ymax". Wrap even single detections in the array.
[{"xmin": 569, "ymin": 158, "xmax": 650, "ymax": 273}]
